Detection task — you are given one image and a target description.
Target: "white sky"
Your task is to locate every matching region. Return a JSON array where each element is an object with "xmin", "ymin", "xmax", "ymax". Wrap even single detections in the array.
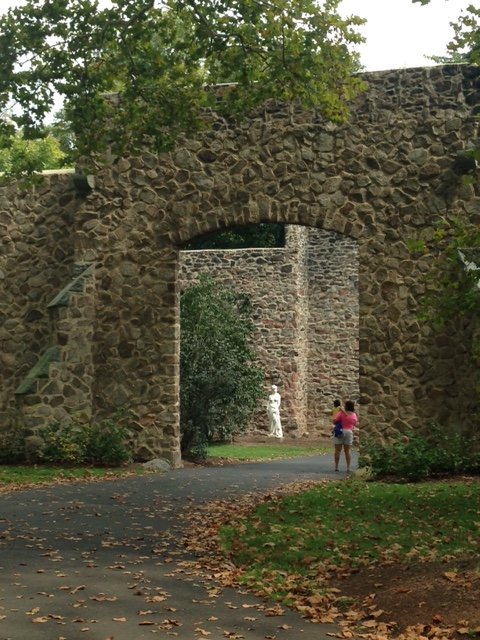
[
  {"xmin": 0, "ymin": 0, "xmax": 475, "ymax": 73},
  {"xmin": 339, "ymin": 0, "xmax": 474, "ymax": 71}
]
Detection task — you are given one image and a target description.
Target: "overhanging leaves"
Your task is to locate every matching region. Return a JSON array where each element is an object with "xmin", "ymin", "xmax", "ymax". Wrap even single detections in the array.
[{"xmin": 0, "ymin": 0, "xmax": 365, "ymax": 168}]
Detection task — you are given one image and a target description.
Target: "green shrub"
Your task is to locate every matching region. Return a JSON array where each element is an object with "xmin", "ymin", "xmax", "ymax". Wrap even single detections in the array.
[
  {"xmin": 360, "ymin": 424, "xmax": 480, "ymax": 481},
  {"xmin": 39, "ymin": 421, "xmax": 88, "ymax": 464},
  {"xmin": 83, "ymin": 417, "xmax": 131, "ymax": 466},
  {"xmin": 0, "ymin": 425, "xmax": 28, "ymax": 464},
  {"xmin": 180, "ymin": 275, "xmax": 264, "ymax": 459},
  {"xmin": 183, "ymin": 427, "xmax": 208, "ymax": 462},
  {"xmin": 37, "ymin": 413, "xmax": 132, "ymax": 466}
]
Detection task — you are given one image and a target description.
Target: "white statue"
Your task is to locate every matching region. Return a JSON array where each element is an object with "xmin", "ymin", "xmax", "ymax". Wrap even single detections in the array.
[{"xmin": 267, "ymin": 384, "xmax": 283, "ymax": 438}]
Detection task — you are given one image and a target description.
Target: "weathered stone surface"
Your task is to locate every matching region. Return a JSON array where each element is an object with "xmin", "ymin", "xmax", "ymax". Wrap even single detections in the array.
[
  {"xmin": 0, "ymin": 65, "xmax": 479, "ymax": 463},
  {"xmin": 142, "ymin": 458, "xmax": 171, "ymax": 472},
  {"xmin": 180, "ymin": 226, "xmax": 358, "ymax": 436}
]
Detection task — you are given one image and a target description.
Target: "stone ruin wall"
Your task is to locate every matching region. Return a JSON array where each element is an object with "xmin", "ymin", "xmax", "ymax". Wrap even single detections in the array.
[
  {"xmin": 0, "ymin": 175, "xmax": 81, "ymax": 430},
  {"xmin": 179, "ymin": 225, "xmax": 358, "ymax": 437},
  {"xmin": 0, "ymin": 65, "xmax": 479, "ymax": 464},
  {"xmin": 305, "ymin": 227, "xmax": 359, "ymax": 431}
]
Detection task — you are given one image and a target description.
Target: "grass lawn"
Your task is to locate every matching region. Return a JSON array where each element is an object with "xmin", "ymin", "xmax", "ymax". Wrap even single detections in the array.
[
  {"xmin": 0, "ymin": 465, "xmax": 142, "ymax": 488},
  {"xmin": 220, "ymin": 478, "xmax": 480, "ymax": 624},
  {"xmin": 207, "ymin": 442, "xmax": 329, "ymax": 461},
  {"xmin": 220, "ymin": 479, "xmax": 480, "ymax": 587},
  {"xmin": 0, "ymin": 443, "xmax": 328, "ymax": 488},
  {"xmin": 209, "ymin": 478, "xmax": 480, "ymax": 636}
]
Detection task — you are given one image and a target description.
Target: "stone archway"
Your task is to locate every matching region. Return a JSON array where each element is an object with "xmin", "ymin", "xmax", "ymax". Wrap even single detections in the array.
[
  {"xmin": 179, "ymin": 224, "xmax": 360, "ymax": 439},
  {"xmin": 1, "ymin": 65, "xmax": 479, "ymax": 466}
]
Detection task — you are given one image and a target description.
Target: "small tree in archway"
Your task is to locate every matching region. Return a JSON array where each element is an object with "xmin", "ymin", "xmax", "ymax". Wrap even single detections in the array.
[{"xmin": 180, "ymin": 275, "xmax": 264, "ymax": 459}]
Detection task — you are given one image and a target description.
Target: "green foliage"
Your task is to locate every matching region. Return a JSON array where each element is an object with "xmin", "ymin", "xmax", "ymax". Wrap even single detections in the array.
[
  {"xmin": 39, "ymin": 422, "xmax": 87, "ymax": 465},
  {"xmin": 0, "ymin": 424, "xmax": 28, "ymax": 464},
  {"xmin": 37, "ymin": 413, "xmax": 132, "ymax": 466},
  {"xmin": 0, "ymin": 130, "xmax": 66, "ymax": 176},
  {"xmin": 185, "ymin": 223, "xmax": 285, "ymax": 250},
  {"xmin": 413, "ymin": 1, "xmax": 479, "ymax": 64},
  {"xmin": 360, "ymin": 425, "xmax": 480, "ymax": 481},
  {"xmin": 180, "ymin": 275, "xmax": 264, "ymax": 459},
  {"xmin": 405, "ymin": 237, "xmax": 426, "ymax": 255},
  {"xmin": 0, "ymin": 465, "xmax": 139, "ymax": 486},
  {"xmin": 46, "ymin": 109, "xmax": 78, "ymax": 163},
  {"xmin": 82, "ymin": 417, "xmax": 133, "ymax": 466},
  {"xmin": 446, "ymin": 5, "xmax": 480, "ymax": 65},
  {"xmin": 220, "ymin": 481, "xmax": 480, "ymax": 589},
  {"xmin": 0, "ymin": 0, "xmax": 365, "ymax": 169},
  {"xmin": 419, "ymin": 218, "xmax": 480, "ymax": 329}
]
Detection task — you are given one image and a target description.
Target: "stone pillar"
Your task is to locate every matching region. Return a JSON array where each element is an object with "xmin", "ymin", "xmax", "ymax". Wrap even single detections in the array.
[
  {"xmin": 91, "ymin": 247, "xmax": 182, "ymax": 467},
  {"xmin": 281, "ymin": 225, "xmax": 309, "ymax": 435}
]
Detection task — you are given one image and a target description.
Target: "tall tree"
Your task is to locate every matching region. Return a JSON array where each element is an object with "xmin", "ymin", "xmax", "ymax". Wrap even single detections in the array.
[{"xmin": 0, "ymin": 0, "xmax": 365, "ymax": 168}]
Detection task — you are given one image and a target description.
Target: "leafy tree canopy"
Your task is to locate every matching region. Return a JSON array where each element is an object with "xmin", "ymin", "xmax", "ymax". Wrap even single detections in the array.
[
  {"xmin": 184, "ymin": 223, "xmax": 285, "ymax": 250},
  {"xmin": 0, "ymin": 128, "xmax": 66, "ymax": 176},
  {"xmin": 0, "ymin": 0, "xmax": 365, "ymax": 169}
]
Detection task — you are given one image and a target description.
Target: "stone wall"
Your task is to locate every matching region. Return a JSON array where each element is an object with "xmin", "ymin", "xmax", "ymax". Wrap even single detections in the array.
[
  {"xmin": 0, "ymin": 65, "xmax": 478, "ymax": 465},
  {"xmin": 305, "ymin": 228, "xmax": 359, "ymax": 431},
  {"xmin": 0, "ymin": 174, "xmax": 79, "ymax": 428},
  {"xmin": 179, "ymin": 225, "xmax": 358, "ymax": 437},
  {"xmin": 15, "ymin": 264, "xmax": 96, "ymax": 431}
]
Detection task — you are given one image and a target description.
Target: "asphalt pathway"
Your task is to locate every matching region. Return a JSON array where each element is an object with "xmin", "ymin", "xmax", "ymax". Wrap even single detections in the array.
[{"xmin": 0, "ymin": 452, "xmax": 357, "ymax": 640}]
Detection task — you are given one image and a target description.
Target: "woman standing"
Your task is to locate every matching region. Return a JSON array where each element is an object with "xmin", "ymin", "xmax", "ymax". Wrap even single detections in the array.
[{"xmin": 332, "ymin": 400, "xmax": 358, "ymax": 473}]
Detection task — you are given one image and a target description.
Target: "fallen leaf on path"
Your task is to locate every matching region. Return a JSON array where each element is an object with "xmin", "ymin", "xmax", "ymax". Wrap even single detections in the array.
[
  {"xmin": 26, "ymin": 607, "xmax": 40, "ymax": 616},
  {"xmin": 90, "ymin": 593, "xmax": 117, "ymax": 602},
  {"xmin": 443, "ymin": 571, "xmax": 458, "ymax": 582},
  {"xmin": 70, "ymin": 585, "xmax": 86, "ymax": 594}
]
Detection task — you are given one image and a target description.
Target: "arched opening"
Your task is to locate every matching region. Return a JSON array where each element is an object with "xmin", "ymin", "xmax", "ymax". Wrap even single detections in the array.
[
  {"xmin": 178, "ymin": 222, "xmax": 359, "ymax": 457},
  {"xmin": 3, "ymin": 66, "xmax": 478, "ymax": 468}
]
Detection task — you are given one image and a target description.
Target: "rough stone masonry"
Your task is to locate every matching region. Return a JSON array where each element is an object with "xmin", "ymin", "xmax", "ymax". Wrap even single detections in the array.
[{"xmin": 0, "ymin": 65, "xmax": 479, "ymax": 466}]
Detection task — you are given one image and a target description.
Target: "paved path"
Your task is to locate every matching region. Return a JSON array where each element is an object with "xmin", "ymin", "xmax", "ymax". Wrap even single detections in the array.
[{"xmin": 0, "ymin": 453, "xmax": 357, "ymax": 640}]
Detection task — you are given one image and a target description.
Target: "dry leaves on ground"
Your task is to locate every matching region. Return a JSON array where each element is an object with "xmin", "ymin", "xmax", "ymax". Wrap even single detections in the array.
[{"xmin": 178, "ymin": 480, "xmax": 480, "ymax": 640}]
